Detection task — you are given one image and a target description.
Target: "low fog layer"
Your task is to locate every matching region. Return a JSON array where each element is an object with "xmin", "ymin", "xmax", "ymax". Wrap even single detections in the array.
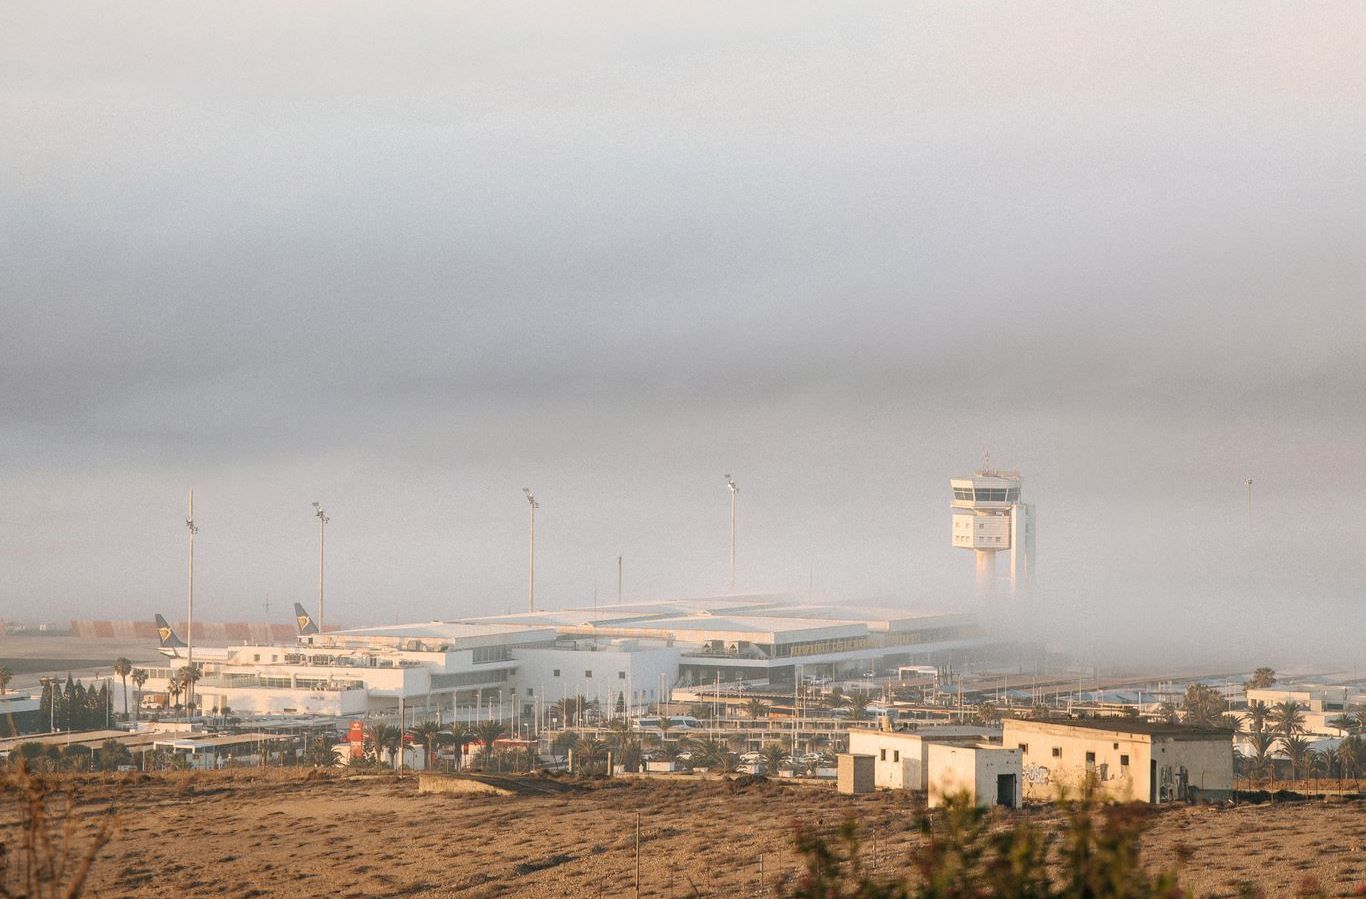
[{"xmin": 2, "ymin": 4, "xmax": 1363, "ymax": 667}]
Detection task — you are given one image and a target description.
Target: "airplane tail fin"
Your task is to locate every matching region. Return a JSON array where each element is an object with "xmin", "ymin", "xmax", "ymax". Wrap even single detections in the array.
[
  {"xmin": 155, "ymin": 613, "xmax": 187, "ymax": 650},
  {"xmin": 294, "ymin": 603, "xmax": 319, "ymax": 636}
]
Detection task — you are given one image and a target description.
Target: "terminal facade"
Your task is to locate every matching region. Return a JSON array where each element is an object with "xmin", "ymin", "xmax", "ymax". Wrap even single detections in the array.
[{"xmin": 135, "ymin": 595, "xmax": 999, "ymax": 724}]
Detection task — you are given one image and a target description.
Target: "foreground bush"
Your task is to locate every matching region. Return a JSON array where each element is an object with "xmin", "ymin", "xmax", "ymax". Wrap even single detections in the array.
[
  {"xmin": 0, "ymin": 763, "xmax": 118, "ymax": 898},
  {"xmin": 783, "ymin": 791, "xmax": 1187, "ymax": 898}
]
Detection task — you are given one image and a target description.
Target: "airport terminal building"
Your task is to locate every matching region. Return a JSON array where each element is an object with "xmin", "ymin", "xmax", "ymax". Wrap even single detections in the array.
[{"xmin": 136, "ymin": 595, "xmax": 999, "ymax": 724}]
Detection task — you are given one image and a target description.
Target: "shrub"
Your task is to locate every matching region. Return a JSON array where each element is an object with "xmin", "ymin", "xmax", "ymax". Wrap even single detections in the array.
[
  {"xmin": 781, "ymin": 790, "xmax": 1188, "ymax": 898},
  {"xmin": 0, "ymin": 761, "xmax": 118, "ymax": 897}
]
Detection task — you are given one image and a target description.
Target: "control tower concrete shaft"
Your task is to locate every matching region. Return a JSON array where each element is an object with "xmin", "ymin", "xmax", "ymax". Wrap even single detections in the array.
[{"xmin": 950, "ymin": 467, "xmax": 1034, "ymax": 596}]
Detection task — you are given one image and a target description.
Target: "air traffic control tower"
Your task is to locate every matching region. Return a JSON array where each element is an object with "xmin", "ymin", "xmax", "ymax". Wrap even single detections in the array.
[{"xmin": 950, "ymin": 466, "xmax": 1034, "ymax": 597}]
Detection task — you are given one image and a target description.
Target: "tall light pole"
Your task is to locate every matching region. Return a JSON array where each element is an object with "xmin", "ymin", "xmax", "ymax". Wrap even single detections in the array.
[
  {"xmin": 1245, "ymin": 478, "xmax": 1253, "ymax": 530},
  {"xmin": 725, "ymin": 473, "xmax": 739, "ymax": 591},
  {"xmin": 312, "ymin": 502, "xmax": 329, "ymax": 633},
  {"xmin": 185, "ymin": 490, "xmax": 198, "ymax": 710},
  {"xmin": 523, "ymin": 488, "xmax": 539, "ymax": 613}
]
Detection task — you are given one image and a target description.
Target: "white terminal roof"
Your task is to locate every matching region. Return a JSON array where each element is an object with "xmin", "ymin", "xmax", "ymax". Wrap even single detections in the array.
[
  {"xmin": 614, "ymin": 614, "xmax": 867, "ymax": 645},
  {"xmin": 465, "ymin": 597, "xmax": 963, "ymax": 645},
  {"xmin": 323, "ymin": 621, "xmax": 556, "ymax": 648}
]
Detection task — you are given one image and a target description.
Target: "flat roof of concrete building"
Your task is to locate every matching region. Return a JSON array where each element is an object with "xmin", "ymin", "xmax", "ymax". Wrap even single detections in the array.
[{"xmin": 1004, "ymin": 717, "xmax": 1233, "ymax": 739}]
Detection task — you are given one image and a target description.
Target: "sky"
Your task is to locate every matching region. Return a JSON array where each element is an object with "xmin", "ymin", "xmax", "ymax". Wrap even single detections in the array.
[{"xmin": 2, "ymin": 3, "xmax": 1363, "ymax": 666}]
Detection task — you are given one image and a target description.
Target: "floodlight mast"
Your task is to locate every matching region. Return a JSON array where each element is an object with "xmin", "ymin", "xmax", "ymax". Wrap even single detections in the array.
[
  {"xmin": 313, "ymin": 502, "xmax": 329, "ymax": 633},
  {"xmin": 725, "ymin": 474, "xmax": 739, "ymax": 591},
  {"xmin": 524, "ymin": 488, "xmax": 539, "ymax": 613},
  {"xmin": 185, "ymin": 489, "xmax": 198, "ymax": 709}
]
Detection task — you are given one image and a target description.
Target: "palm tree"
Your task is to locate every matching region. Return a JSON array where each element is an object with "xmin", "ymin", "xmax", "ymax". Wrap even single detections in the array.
[
  {"xmin": 550, "ymin": 730, "xmax": 578, "ymax": 767},
  {"xmin": 1245, "ymin": 700, "xmax": 1270, "ymax": 733},
  {"xmin": 1270, "ymin": 699, "xmax": 1306, "ymax": 736},
  {"xmin": 474, "ymin": 721, "xmax": 507, "ymax": 769},
  {"xmin": 604, "ymin": 717, "xmax": 632, "ymax": 750},
  {"xmin": 1246, "ymin": 731, "xmax": 1276, "ymax": 785},
  {"xmin": 131, "ymin": 669, "xmax": 149, "ymax": 722},
  {"xmin": 1307, "ymin": 749, "xmax": 1331, "ymax": 792},
  {"xmin": 1336, "ymin": 735, "xmax": 1361, "ymax": 788},
  {"xmin": 177, "ymin": 665, "xmax": 201, "ymax": 717},
  {"xmin": 691, "ymin": 737, "xmax": 737, "ymax": 773},
  {"xmin": 1244, "ymin": 667, "xmax": 1277, "ymax": 690},
  {"xmin": 744, "ymin": 698, "xmax": 769, "ymax": 720},
  {"xmin": 657, "ymin": 715, "xmax": 673, "ymax": 745},
  {"xmin": 305, "ymin": 736, "xmax": 339, "ymax": 767},
  {"xmin": 409, "ymin": 720, "xmax": 443, "ymax": 770},
  {"xmin": 1279, "ymin": 734, "xmax": 1311, "ymax": 784},
  {"xmin": 167, "ymin": 672, "xmax": 185, "ymax": 717},
  {"xmin": 447, "ymin": 722, "xmax": 472, "ymax": 771},
  {"xmin": 553, "ymin": 695, "xmax": 586, "ymax": 728},
  {"xmin": 366, "ymin": 723, "xmax": 403, "ymax": 768},
  {"xmin": 0, "ymin": 666, "xmax": 13, "ymax": 695},
  {"xmin": 1329, "ymin": 713, "xmax": 1361, "ymax": 736},
  {"xmin": 759, "ymin": 743, "xmax": 786, "ymax": 775},
  {"xmin": 113, "ymin": 658, "xmax": 133, "ymax": 719},
  {"xmin": 574, "ymin": 736, "xmax": 607, "ymax": 774},
  {"xmin": 617, "ymin": 736, "xmax": 644, "ymax": 772}
]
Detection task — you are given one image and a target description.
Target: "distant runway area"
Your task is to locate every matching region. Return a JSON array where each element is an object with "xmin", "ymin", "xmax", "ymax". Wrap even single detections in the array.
[{"xmin": 0, "ymin": 636, "xmax": 162, "ymax": 693}]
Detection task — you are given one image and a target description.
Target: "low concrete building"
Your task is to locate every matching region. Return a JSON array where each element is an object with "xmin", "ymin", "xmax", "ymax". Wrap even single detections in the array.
[
  {"xmin": 846, "ymin": 726, "xmax": 997, "ymax": 791},
  {"xmin": 1002, "ymin": 717, "xmax": 1233, "ymax": 803},
  {"xmin": 1245, "ymin": 686, "xmax": 1362, "ymax": 736},
  {"xmin": 925, "ymin": 742, "xmax": 1021, "ymax": 809},
  {"xmin": 837, "ymin": 753, "xmax": 875, "ymax": 794}
]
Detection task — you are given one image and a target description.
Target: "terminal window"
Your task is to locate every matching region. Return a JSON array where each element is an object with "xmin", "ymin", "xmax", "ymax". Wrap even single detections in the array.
[
  {"xmin": 552, "ymin": 669, "xmax": 560, "ymax": 677},
  {"xmin": 585, "ymin": 670, "xmax": 592, "ymax": 679},
  {"xmin": 618, "ymin": 671, "xmax": 626, "ymax": 679}
]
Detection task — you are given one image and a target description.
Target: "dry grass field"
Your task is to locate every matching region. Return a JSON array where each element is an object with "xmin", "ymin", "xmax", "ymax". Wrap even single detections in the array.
[{"xmin": 4, "ymin": 769, "xmax": 1364, "ymax": 898}]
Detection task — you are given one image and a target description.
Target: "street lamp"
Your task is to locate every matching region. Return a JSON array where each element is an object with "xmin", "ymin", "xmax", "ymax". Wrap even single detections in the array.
[
  {"xmin": 725, "ymin": 474, "xmax": 739, "ymax": 591},
  {"xmin": 312, "ymin": 502, "xmax": 330, "ymax": 633},
  {"xmin": 523, "ymin": 488, "xmax": 539, "ymax": 613}
]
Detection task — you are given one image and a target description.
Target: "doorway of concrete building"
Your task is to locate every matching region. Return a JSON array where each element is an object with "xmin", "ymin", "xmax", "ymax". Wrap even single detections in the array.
[
  {"xmin": 996, "ymin": 774, "xmax": 1016, "ymax": 808},
  {"xmin": 1149, "ymin": 760, "xmax": 1158, "ymax": 803}
]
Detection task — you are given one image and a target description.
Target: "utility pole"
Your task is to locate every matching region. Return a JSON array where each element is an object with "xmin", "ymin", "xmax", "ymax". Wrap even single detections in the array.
[
  {"xmin": 313, "ymin": 502, "xmax": 329, "ymax": 633},
  {"xmin": 617, "ymin": 555, "xmax": 623, "ymax": 603},
  {"xmin": 185, "ymin": 489, "xmax": 198, "ymax": 711},
  {"xmin": 523, "ymin": 489, "xmax": 539, "ymax": 613},
  {"xmin": 725, "ymin": 474, "xmax": 738, "ymax": 591},
  {"xmin": 1246, "ymin": 478, "xmax": 1253, "ymax": 529}
]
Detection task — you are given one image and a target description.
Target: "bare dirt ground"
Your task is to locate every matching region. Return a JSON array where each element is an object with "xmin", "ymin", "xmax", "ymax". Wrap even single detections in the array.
[{"xmin": 6, "ymin": 770, "xmax": 1364, "ymax": 898}]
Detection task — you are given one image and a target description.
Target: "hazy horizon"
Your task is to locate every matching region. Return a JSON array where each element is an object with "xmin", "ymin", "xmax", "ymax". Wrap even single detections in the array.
[{"xmin": 3, "ymin": 3, "xmax": 1363, "ymax": 667}]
